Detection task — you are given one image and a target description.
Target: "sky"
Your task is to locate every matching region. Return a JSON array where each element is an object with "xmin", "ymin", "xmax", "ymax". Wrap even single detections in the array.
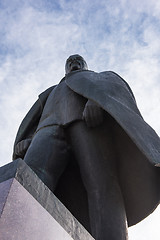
[{"xmin": 1, "ymin": 0, "xmax": 160, "ymax": 239}]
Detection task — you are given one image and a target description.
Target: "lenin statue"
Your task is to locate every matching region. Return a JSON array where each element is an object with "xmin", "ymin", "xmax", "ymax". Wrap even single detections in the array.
[{"xmin": 13, "ymin": 54, "xmax": 160, "ymax": 240}]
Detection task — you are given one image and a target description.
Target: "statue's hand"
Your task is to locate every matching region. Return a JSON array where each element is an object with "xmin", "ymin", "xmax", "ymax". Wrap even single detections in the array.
[
  {"xmin": 14, "ymin": 139, "xmax": 32, "ymax": 158},
  {"xmin": 83, "ymin": 100, "xmax": 104, "ymax": 127}
]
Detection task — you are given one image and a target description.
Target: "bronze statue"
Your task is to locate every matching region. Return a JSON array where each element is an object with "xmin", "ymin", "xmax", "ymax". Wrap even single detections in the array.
[{"xmin": 13, "ymin": 55, "xmax": 160, "ymax": 240}]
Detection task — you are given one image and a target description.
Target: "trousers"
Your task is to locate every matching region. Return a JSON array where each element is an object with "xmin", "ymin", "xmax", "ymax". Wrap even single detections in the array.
[{"xmin": 24, "ymin": 119, "xmax": 128, "ymax": 240}]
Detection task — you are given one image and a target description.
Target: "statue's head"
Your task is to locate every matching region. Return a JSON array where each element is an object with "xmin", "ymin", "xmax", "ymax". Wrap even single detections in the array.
[{"xmin": 65, "ymin": 54, "xmax": 88, "ymax": 74}]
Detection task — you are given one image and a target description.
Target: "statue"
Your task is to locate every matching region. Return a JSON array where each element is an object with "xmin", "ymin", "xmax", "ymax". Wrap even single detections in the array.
[{"xmin": 13, "ymin": 54, "xmax": 160, "ymax": 240}]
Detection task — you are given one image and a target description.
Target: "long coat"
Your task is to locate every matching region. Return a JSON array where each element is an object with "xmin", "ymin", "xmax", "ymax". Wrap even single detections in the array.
[{"xmin": 13, "ymin": 70, "xmax": 160, "ymax": 232}]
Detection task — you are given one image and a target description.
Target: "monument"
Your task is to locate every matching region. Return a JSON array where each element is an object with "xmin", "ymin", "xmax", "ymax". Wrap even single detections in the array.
[
  {"xmin": 10, "ymin": 54, "xmax": 160, "ymax": 239},
  {"xmin": 0, "ymin": 159, "xmax": 94, "ymax": 240}
]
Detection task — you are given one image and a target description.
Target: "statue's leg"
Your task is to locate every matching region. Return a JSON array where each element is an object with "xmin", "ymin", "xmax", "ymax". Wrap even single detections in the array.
[
  {"xmin": 66, "ymin": 120, "xmax": 128, "ymax": 240},
  {"xmin": 24, "ymin": 126, "xmax": 70, "ymax": 192}
]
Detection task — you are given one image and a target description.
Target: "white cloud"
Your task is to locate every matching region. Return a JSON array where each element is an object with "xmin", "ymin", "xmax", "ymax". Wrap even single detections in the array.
[{"xmin": 0, "ymin": 1, "xmax": 160, "ymax": 239}]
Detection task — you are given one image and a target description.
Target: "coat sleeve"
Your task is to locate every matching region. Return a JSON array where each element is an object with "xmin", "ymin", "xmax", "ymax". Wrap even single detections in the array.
[
  {"xmin": 12, "ymin": 86, "xmax": 56, "ymax": 160},
  {"xmin": 12, "ymin": 99, "xmax": 42, "ymax": 160}
]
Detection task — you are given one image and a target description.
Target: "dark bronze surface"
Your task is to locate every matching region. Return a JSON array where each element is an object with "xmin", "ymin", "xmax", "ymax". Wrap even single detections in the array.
[{"xmin": 13, "ymin": 55, "xmax": 160, "ymax": 240}]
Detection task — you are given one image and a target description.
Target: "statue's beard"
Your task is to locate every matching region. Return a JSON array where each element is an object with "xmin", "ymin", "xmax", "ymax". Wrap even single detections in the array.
[
  {"xmin": 70, "ymin": 62, "xmax": 81, "ymax": 72},
  {"xmin": 71, "ymin": 66, "xmax": 80, "ymax": 71}
]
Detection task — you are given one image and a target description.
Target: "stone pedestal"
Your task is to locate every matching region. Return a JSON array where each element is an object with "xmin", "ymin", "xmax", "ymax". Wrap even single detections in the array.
[{"xmin": 0, "ymin": 159, "xmax": 94, "ymax": 240}]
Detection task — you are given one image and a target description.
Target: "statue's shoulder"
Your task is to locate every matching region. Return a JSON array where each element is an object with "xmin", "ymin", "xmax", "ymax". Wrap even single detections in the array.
[
  {"xmin": 99, "ymin": 71, "xmax": 129, "ymax": 86},
  {"xmin": 99, "ymin": 70, "xmax": 129, "ymax": 87},
  {"xmin": 38, "ymin": 77, "xmax": 65, "ymax": 101},
  {"xmin": 99, "ymin": 70, "xmax": 123, "ymax": 79},
  {"xmin": 39, "ymin": 85, "xmax": 56, "ymax": 98},
  {"xmin": 38, "ymin": 85, "xmax": 57, "ymax": 107}
]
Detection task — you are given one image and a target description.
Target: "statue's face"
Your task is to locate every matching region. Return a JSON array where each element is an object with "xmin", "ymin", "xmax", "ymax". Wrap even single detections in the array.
[{"xmin": 65, "ymin": 54, "xmax": 88, "ymax": 74}]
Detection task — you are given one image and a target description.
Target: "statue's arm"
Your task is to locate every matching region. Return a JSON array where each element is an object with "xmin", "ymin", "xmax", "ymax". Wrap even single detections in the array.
[
  {"xmin": 83, "ymin": 99, "xmax": 104, "ymax": 127},
  {"xmin": 13, "ymin": 85, "xmax": 56, "ymax": 160},
  {"xmin": 13, "ymin": 99, "xmax": 42, "ymax": 160},
  {"xmin": 14, "ymin": 138, "xmax": 32, "ymax": 159}
]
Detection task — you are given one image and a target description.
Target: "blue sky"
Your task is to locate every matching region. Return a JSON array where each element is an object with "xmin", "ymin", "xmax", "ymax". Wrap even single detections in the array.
[{"xmin": 1, "ymin": 0, "xmax": 160, "ymax": 239}]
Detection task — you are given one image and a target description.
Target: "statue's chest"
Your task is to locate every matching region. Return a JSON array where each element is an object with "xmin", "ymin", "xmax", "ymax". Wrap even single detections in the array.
[{"xmin": 39, "ymin": 81, "xmax": 87, "ymax": 126}]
